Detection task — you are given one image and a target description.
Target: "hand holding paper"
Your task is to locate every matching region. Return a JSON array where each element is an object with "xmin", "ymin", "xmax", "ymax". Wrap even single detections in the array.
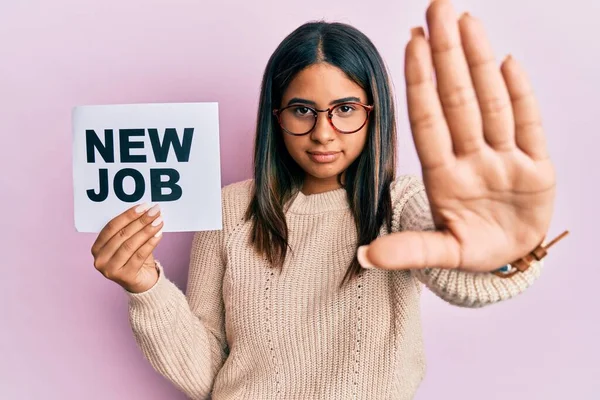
[{"xmin": 91, "ymin": 203, "xmax": 164, "ymax": 293}]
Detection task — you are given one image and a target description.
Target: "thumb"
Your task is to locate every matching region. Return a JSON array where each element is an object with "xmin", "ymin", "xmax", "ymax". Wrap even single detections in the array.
[{"xmin": 357, "ymin": 230, "xmax": 461, "ymax": 270}]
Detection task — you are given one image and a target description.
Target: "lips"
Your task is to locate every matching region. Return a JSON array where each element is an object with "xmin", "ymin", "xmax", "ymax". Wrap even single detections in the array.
[{"xmin": 307, "ymin": 151, "xmax": 341, "ymax": 163}]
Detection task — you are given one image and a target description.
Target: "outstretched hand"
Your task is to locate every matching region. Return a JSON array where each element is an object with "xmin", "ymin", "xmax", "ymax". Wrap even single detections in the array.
[{"xmin": 362, "ymin": 0, "xmax": 556, "ymax": 272}]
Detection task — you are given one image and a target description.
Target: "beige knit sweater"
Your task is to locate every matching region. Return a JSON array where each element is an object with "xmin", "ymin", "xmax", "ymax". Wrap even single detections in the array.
[{"xmin": 126, "ymin": 175, "xmax": 542, "ymax": 399}]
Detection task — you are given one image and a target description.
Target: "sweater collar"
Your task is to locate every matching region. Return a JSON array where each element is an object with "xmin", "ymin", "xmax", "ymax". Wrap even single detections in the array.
[{"xmin": 286, "ymin": 187, "xmax": 349, "ymax": 215}]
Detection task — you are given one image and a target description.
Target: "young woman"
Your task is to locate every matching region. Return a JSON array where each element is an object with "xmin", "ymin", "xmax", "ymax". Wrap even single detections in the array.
[{"xmin": 91, "ymin": 0, "xmax": 559, "ymax": 398}]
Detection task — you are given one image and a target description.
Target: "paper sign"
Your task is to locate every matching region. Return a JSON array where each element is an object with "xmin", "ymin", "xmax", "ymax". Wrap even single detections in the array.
[{"xmin": 72, "ymin": 102, "xmax": 222, "ymax": 233}]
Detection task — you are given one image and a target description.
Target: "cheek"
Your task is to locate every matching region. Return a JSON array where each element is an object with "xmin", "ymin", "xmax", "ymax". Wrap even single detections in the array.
[
  {"xmin": 282, "ymin": 135, "xmax": 306, "ymax": 159},
  {"xmin": 343, "ymin": 130, "xmax": 368, "ymax": 159}
]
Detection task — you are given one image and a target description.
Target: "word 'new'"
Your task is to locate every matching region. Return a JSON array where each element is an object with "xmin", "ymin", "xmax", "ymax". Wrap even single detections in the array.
[
  {"xmin": 86, "ymin": 128, "xmax": 194, "ymax": 202},
  {"xmin": 86, "ymin": 128, "xmax": 194, "ymax": 163}
]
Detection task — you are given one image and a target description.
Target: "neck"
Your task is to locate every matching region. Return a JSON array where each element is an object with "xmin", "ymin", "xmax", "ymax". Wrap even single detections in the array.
[{"xmin": 301, "ymin": 173, "xmax": 345, "ymax": 195}]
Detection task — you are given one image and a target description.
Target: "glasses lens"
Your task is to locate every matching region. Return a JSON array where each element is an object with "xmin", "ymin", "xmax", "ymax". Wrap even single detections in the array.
[
  {"xmin": 280, "ymin": 106, "xmax": 316, "ymax": 135},
  {"xmin": 331, "ymin": 103, "xmax": 368, "ymax": 133}
]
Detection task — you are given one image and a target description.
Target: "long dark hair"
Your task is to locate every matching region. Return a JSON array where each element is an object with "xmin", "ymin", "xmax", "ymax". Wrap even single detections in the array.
[{"xmin": 245, "ymin": 21, "xmax": 397, "ymax": 285}]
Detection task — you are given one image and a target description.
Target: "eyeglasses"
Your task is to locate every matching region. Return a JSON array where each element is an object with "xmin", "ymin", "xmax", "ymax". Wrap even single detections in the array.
[{"xmin": 273, "ymin": 102, "xmax": 374, "ymax": 136}]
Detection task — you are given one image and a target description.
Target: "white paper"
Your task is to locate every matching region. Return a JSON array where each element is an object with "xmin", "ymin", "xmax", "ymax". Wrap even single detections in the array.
[{"xmin": 72, "ymin": 102, "xmax": 222, "ymax": 233}]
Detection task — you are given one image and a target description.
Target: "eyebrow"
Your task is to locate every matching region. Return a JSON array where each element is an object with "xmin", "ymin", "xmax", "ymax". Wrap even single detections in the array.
[{"xmin": 286, "ymin": 96, "xmax": 362, "ymax": 106}]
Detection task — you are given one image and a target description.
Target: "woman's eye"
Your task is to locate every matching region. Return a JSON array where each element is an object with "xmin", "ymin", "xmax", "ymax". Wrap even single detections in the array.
[
  {"xmin": 336, "ymin": 105, "xmax": 355, "ymax": 114},
  {"xmin": 294, "ymin": 107, "xmax": 312, "ymax": 116}
]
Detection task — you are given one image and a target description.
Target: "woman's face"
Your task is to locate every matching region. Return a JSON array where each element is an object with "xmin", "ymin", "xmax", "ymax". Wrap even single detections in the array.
[{"xmin": 279, "ymin": 63, "xmax": 370, "ymax": 194}]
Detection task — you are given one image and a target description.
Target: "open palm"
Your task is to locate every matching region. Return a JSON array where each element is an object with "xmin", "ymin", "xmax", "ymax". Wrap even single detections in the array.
[{"xmin": 367, "ymin": 0, "xmax": 556, "ymax": 272}]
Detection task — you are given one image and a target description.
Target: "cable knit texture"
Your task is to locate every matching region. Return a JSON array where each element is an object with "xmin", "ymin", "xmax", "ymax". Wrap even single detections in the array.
[{"xmin": 127, "ymin": 175, "xmax": 542, "ymax": 399}]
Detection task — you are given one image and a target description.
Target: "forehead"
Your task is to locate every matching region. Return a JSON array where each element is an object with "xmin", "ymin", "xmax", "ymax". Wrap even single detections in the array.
[{"xmin": 282, "ymin": 63, "xmax": 367, "ymax": 104}]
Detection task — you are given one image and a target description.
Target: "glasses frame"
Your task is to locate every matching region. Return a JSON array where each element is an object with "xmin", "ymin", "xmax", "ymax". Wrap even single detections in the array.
[{"xmin": 272, "ymin": 101, "xmax": 374, "ymax": 136}]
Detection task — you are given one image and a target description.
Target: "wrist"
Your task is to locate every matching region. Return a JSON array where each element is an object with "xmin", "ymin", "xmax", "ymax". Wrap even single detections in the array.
[
  {"xmin": 124, "ymin": 262, "xmax": 160, "ymax": 294},
  {"xmin": 492, "ymin": 230, "xmax": 569, "ymax": 278}
]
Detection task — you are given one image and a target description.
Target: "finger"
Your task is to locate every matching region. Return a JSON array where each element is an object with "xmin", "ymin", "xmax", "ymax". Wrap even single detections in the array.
[
  {"xmin": 427, "ymin": 0, "xmax": 483, "ymax": 155},
  {"xmin": 357, "ymin": 230, "xmax": 460, "ymax": 270},
  {"xmin": 91, "ymin": 202, "xmax": 152, "ymax": 256},
  {"xmin": 103, "ymin": 233, "xmax": 163, "ymax": 283},
  {"xmin": 110, "ymin": 216, "xmax": 164, "ymax": 271},
  {"xmin": 405, "ymin": 26, "xmax": 454, "ymax": 169},
  {"xmin": 501, "ymin": 55, "xmax": 548, "ymax": 160},
  {"xmin": 459, "ymin": 13, "xmax": 515, "ymax": 151},
  {"xmin": 94, "ymin": 204, "xmax": 161, "ymax": 268}
]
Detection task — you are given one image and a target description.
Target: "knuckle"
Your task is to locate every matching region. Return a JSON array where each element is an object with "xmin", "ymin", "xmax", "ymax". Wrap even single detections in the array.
[
  {"xmin": 440, "ymin": 85, "xmax": 477, "ymax": 110},
  {"xmin": 117, "ymin": 228, "xmax": 128, "ymax": 240},
  {"xmin": 434, "ymin": 39, "xmax": 454, "ymax": 53},
  {"xmin": 515, "ymin": 119, "xmax": 542, "ymax": 132},
  {"xmin": 102, "ymin": 266, "xmax": 123, "ymax": 282},
  {"xmin": 480, "ymin": 96, "xmax": 510, "ymax": 116},
  {"xmin": 511, "ymin": 89, "xmax": 534, "ymax": 105},
  {"xmin": 103, "ymin": 269, "xmax": 116, "ymax": 281},
  {"xmin": 133, "ymin": 250, "xmax": 147, "ymax": 263},
  {"xmin": 469, "ymin": 56, "xmax": 495, "ymax": 71},
  {"xmin": 410, "ymin": 111, "xmax": 439, "ymax": 133},
  {"xmin": 134, "ymin": 211, "xmax": 151, "ymax": 226},
  {"xmin": 94, "ymin": 254, "xmax": 112, "ymax": 271},
  {"xmin": 104, "ymin": 220, "xmax": 115, "ymax": 233},
  {"xmin": 121, "ymin": 239, "xmax": 135, "ymax": 254},
  {"xmin": 430, "ymin": 33, "xmax": 459, "ymax": 54},
  {"xmin": 93, "ymin": 258, "xmax": 104, "ymax": 271},
  {"xmin": 141, "ymin": 214, "xmax": 154, "ymax": 226}
]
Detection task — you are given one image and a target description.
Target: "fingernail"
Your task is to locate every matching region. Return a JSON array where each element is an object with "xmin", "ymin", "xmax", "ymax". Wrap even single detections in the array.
[
  {"xmin": 357, "ymin": 246, "xmax": 376, "ymax": 269},
  {"xmin": 135, "ymin": 203, "xmax": 151, "ymax": 213},
  {"xmin": 460, "ymin": 11, "xmax": 471, "ymax": 19},
  {"xmin": 154, "ymin": 229, "xmax": 163, "ymax": 238},
  {"xmin": 151, "ymin": 216, "xmax": 163, "ymax": 227},
  {"xmin": 410, "ymin": 26, "xmax": 425, "ymax": 38},
  {"xmin": 148, "ymin": 204, "xmax": 161, "ymax": 217},
  {"xmin": 503, "ymin": 53, "xmax": 513, "ymax": 63}
]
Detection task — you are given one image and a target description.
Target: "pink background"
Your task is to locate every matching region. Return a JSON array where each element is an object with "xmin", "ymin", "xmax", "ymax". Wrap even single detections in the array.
[{"xmin": 1, "ymin": 0, "xmax": 598, "ymax": 399}]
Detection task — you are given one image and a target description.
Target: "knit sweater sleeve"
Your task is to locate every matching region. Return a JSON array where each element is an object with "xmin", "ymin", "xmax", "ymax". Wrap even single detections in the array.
[
  {"xmin": 125, "ymin": 227, "xmax": 227, "ymax": 399},
  {"xmin": 124, "ymin": 180, "xmax": 254, "ymax": 399},
  {"xmin": 391, "ymin": 176, "xmax": 543, "ymax": 308}
]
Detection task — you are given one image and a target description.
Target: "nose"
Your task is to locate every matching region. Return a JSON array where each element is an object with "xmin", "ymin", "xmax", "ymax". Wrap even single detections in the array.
[{"xmin": 310, "ymin": 111, "xmax": 336, "ymax": 144}]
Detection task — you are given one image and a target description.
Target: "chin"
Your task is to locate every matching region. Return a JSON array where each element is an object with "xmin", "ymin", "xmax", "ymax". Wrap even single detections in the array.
[{"xmin": 302, "ymin": 162, "xmax": 346, "ymax": 180}]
